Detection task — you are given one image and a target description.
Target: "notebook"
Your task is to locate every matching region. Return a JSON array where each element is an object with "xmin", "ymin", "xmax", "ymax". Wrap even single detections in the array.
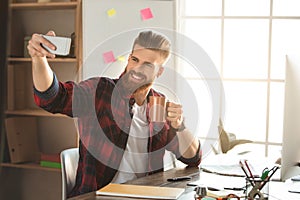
[{"xmin": 96, "ymin": 183, "xmax": 185, "ymax": 199}]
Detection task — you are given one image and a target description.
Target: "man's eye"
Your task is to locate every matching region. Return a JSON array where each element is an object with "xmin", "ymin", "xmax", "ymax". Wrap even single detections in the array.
[{"xmin": 132, "ymin": 57, "xmax": 138, "ymax": 62}]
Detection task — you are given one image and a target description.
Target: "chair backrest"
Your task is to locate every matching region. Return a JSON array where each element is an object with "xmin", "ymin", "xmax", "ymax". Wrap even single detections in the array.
[
  {"xmin": 218, "ymin": 119, "xmax": 252, "ymax": 154},
  {"xmin": 60, "ymin": 148, "xmax": 79, "ymax": 200}
]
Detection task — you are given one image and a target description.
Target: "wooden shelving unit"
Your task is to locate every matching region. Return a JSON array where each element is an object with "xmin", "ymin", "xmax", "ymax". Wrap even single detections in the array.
[{"xmin": 0, "ymin": 1, "xmax": 82, "ymax": 199}]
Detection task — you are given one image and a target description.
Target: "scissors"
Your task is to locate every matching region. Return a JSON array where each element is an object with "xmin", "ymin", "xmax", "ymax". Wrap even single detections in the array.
[
  {"xmin": 261, "ymin": 166, "xmax": 278, "ymax": 181},
  {"xmin": 261, "ymin": 167, "xmax": 270, "ymax": 180}
]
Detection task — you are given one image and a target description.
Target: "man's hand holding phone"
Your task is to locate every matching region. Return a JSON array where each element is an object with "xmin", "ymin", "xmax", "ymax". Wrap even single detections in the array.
[{"xmin": 27, "ymin": 31, "xmax": 71, "ymax": 58}]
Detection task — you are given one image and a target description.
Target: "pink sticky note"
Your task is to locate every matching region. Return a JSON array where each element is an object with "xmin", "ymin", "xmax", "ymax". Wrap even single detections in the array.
[
  {"xmin": 140, "ymin": 7, "xmax": 153, "ymax": 20},
  {"xmin": 102, "ymin": 51, "xmax": 116, "ymax": 63}
]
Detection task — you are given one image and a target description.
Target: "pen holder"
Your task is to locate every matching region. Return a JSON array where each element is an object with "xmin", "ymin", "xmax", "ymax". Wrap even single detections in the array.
[{"xmin": 245, "ymin": 177, "xmax": 269, "ymax": 200}]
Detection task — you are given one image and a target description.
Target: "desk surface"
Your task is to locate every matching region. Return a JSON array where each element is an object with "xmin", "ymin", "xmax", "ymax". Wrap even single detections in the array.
[{"xmin": 69, "ymin": 167, "xmax": 300, "ymax": 200}]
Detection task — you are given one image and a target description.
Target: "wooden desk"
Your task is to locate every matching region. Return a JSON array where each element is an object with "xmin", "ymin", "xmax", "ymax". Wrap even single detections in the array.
[
  {"xmin": 69, "ymin": 167, "xmax": 300, "ymax": 200},
  {"xmin": 69, "ymin": 167, "xmax": 199, "ymax": 200}
]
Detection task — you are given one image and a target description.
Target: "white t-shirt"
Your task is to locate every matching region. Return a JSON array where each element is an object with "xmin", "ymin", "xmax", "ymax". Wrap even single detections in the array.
[{"xmin": 112, "ymin": 101, "xmax": 149, "ymax": 183}]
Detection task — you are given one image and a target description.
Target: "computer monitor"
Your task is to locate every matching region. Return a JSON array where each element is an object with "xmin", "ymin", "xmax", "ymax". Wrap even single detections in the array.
[{"xmin": 281, "ymin": 54, "xmax": 300, "ymax": 181}]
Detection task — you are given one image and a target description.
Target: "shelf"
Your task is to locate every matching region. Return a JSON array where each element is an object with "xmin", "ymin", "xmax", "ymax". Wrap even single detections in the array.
[
  {"xmin": 5, "ymin": 109, "xmax": 69, "ymax": 117},
  {"xmin": 0, "ymin": 162, "xmax": 60, "ymax": 172},
  {"xmin": 8, "ymin": 57, "xmax": 77, "ymax": 63},
  {"xmin": 1, "ymin": 0, "xmax": 81, "ymax": 199},
  {"xmin": 10, "ymin": 1, "xmax": 78, "ymax": 10}
]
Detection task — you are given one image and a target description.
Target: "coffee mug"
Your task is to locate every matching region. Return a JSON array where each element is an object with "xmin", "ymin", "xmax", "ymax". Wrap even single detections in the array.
[{"xmin": 149, "ymin": 96, "xmax": 166, "ymax": 122}]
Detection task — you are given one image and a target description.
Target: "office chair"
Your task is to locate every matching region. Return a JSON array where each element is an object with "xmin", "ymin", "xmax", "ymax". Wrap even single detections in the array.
[
  {"xmin": 60, "ymin": 148, "xmax": 79, "ymax": 200},
  {"xmin": 218, "ymin": 119, "xmax": 252, "ymax": 154}
]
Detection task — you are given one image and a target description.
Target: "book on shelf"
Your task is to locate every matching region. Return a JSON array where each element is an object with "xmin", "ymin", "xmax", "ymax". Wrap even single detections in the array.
[
  {"xmin": 40, "ymin": 161, "xmax": 61, "ymax": 169},
  {"xmin": 96, "ymin": 183, "xmax": 184, "ymax": 199},
  {"xmin": 40, "ymin": 153, "xmax": 61, "ymax": 163},
  {"xmin": 40, "ymin": 153, "xmax": 61, "ymax": 169}
]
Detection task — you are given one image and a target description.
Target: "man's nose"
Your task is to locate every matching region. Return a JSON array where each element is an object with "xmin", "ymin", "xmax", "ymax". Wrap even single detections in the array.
[
  {"xmin": 136, "ymin": 63, "xmax": 156, "ymax": 72},
  {"xmin": 134, "ymin": 64, "xmax": 147, "ymax": 71}
]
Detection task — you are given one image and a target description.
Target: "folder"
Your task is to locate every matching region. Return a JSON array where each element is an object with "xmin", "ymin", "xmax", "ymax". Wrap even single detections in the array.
[
  {"xmin": 96, "ymin": 183, "xmax": 184, "ymax": 199},
  {"xmin": 5, "ymin": 117, "xmax": 39, "ymax": 163}
]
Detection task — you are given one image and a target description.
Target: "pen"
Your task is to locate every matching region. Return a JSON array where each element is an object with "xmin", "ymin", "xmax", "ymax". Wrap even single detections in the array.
[
  {"xmin": 224, "ymin": 187, "xmax": 244, "ymax": 191},
  {"xmin": 167, "ymin": 176, "xmax": 192, "ymax": 182}
]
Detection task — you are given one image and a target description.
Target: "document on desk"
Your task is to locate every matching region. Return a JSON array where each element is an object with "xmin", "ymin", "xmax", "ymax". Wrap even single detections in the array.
[
  {"xmin": 200, "ymin": 164, "xmax": 246, "ymax": 176},
  {"xmin": 188, "ymin": 172, "xmax": 246, "ymax": 198},
  {"xmin": 96, "ymin": 183, "xmax": 185, "ymax": 199},
  {"xmin": 188, "ymin": 172, "xmax": 246, "ymax": 191}
]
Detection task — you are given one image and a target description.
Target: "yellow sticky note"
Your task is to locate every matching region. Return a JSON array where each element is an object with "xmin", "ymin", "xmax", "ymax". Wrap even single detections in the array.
[
  {"xmin": 117, "ymin": 56, "xmax": 126, "ymax": 62},
  {"xmin": 107, "ymin": 8, "xmax": 116, "ymax": 17}
]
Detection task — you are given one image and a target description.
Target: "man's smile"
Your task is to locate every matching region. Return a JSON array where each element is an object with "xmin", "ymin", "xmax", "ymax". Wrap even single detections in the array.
[{"xmin": 129, "ymin": 71, "xmax": 146, "ymax": 83}]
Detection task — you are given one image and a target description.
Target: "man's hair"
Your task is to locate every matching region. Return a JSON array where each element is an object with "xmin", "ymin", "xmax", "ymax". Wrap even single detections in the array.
[{"xmin": 132, "ymin": 30, "xmax": 171, "ymax": 61}]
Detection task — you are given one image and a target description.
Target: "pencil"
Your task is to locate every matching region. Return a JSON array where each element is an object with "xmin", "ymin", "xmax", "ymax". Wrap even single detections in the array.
[
  {"xmin": 244, "ymin": 160, "xmax": 255, "ymax": 180},
  {"xmin": 239, "ymin": 160, "xmax": 255, "ymax": 187}
]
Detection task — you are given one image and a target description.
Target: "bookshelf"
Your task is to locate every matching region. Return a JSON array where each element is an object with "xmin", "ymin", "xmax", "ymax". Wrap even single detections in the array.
[{"xmin": 0, "ymin": 0, "xmax": 82, "ymax": 199}]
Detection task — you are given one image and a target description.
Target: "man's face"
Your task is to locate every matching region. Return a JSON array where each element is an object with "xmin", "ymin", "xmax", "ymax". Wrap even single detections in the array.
[{"xmin": 122, "ymin": 45, "xmax": 165, "ymax": 93}]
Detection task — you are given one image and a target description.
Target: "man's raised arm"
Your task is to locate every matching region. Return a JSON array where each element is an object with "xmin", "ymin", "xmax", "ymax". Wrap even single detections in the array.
[{"xmin": 27, "ymin": 30, "xmax": 57, "ymax": 92}]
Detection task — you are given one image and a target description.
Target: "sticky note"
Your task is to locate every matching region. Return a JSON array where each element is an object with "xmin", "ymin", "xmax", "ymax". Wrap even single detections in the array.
[
  {"xmin": 140, "ymin": 8, "xmax": 153, "ymax": 20},
  {"xmin": 103, "ymin": 51, "xmax": 116, "ymax": 63},
  {"xmin": 107, "ymin": 8, "xmax": 116, "ymax": 17},
  {"xmin": 117, "ymin": 56, "xmax": 126, "ymax": 62}
]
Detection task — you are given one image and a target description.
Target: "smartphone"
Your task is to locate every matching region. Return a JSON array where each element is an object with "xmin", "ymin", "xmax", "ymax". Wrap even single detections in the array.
[{"xmin": 41, "ymin": 35, "xmax": 71, "ymax": 56}]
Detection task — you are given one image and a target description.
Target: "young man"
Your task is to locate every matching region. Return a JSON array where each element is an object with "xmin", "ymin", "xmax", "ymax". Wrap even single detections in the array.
[{"xmin": 27, "ymin": 30, "xmax": 202, "ymax": 197}]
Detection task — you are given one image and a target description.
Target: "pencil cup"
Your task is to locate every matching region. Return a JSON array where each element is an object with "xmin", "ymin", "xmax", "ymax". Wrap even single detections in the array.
[
  {"xmin": 149, "ymin": 96, "xmax": 166, "ymax": 122},
  {"xmin": 245, "ymin": 177, "xmax": 269, "ymax": 200}
]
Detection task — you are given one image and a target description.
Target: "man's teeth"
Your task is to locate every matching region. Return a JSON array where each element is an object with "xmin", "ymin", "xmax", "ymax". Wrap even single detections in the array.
[{"xmin": 132, "ymin": 73, "xmax": 142, "ymax": 80}]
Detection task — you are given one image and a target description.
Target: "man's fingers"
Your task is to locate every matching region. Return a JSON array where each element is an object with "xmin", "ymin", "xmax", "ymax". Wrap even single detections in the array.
[
  {"xmin": 47, "ymin": 30, "xmax": 56, "ymax": 37},
  {"xmin": 167, "ymin": 103, "xmax": 183, "ymax": 116},
  {"xmin": 28, "ymin": 33, "xmax": 56, "ymax": 58}
]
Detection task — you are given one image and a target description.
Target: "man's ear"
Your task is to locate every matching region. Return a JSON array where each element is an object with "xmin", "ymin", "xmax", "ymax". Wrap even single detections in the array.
[{"xmin": 156, "ymin": 66, "xmax": 164, "ymax": 78}]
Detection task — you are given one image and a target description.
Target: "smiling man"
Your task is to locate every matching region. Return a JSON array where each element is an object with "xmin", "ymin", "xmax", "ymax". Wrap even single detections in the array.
[{"xmin": 27, "ymin": 30, "xmax": 202, "ymax": 197}]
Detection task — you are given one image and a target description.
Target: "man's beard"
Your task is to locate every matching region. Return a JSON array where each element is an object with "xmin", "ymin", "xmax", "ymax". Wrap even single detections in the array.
[{"xmin": 121, "ymin": 71, "xmax": 153, "ymax": 94}]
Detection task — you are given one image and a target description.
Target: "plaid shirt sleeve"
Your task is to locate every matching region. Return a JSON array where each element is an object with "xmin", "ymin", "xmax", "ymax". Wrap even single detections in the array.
[
  {"xmin": 33, "ymin": 73, "xmax": 100, "ymax": 117},
  {"xmin": 167, "ymin": 127, "xmax": 202, "ymax": 167},
  {"xmin": 34, "ymin": 75, "xmax": 118, "ymax": 198}
]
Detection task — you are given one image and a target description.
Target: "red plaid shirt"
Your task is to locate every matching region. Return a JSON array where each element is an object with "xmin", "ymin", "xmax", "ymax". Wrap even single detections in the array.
[{"xmin": 34, "ymin": 74, "xmax": 202, "ymax": 197}]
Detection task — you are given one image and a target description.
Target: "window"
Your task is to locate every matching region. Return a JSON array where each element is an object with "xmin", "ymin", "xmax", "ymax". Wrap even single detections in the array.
[{"xmin": 178, "ymin": 0, "xmax": 300, "ymax": 159}]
